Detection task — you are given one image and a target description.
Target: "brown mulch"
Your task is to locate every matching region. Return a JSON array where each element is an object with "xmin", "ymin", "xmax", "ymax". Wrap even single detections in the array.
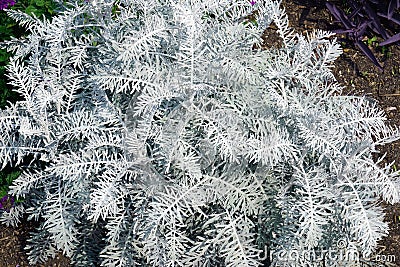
[
  {"xmin": 1, "ymin": 1, "xmax": 400, "ymax": 266},
  {"xmin": 0, "ymin": 219, "xmax": 71, "ymax": 266}
]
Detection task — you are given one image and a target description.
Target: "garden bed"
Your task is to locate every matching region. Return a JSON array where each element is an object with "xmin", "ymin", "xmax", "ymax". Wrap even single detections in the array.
[{"xmin": 0, "ymin": 0, "xmax": 400, "ymax": 266}]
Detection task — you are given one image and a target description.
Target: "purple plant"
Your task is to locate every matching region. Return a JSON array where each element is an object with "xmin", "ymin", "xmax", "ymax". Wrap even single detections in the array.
[
  {"xmin": 0, "ymin": 195, "xmax": 14, "ymax": 212},
  {"xmin": 0, "ymin": 0, "xmax": 16, "ymax": 10},
  {"xmin": 326, "ymin": 0, "xmax": 400, "ymax": 70}
]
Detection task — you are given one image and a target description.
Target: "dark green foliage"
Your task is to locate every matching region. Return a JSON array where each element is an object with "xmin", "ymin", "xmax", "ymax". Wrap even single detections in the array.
[
  {"xmin": 0, "ymin": 9, "xmax": 22, "ymax": 108},
  {"xmin": 0, "ymin": 167, "xmax": 20, "ymax": 198}
]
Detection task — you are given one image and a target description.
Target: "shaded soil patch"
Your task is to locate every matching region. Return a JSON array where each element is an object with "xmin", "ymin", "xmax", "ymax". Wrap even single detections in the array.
[{"xmin": 0, "ymin": 218, "xmax": 71, "ymax": 266}]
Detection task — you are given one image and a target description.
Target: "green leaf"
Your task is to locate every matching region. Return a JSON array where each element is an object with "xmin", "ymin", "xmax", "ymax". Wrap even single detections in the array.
[
  {"xmin": 0, "ymin": 50, "xmax": 10, "ymax": 63},
  {"xmin": 0, "ymin": 26, "xmax": 12, "ymax": 38},
  {"xmin": 36, "ymin": 0, "xmax": 45, "ymax": 7},
  {"xmin": 0, "ymin": 186, "xmax": 8, "ymax": 198},
  {"xmin": 25, "ymin": 5, "xmax": 38, "ymax": 16},
  {"xmin": 45, "ymin": 0, "xmax": 57, "ymax": 15},
  {"xmin": 6, "ymin": 170, "xmax": 20, "ymax": 184},
  {"xmin": 6, "ymin": 22, "xmax": 16, "ymax": 28}
]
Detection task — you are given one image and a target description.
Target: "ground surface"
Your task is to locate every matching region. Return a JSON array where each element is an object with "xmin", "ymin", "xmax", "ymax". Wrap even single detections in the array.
[
  {"xmin": 0, "ymin": 1, "xmax": 399, "ymax": 266},
  {"xmin": 0, "ymin": 218, "xmax": 71, "ymax": 266}
]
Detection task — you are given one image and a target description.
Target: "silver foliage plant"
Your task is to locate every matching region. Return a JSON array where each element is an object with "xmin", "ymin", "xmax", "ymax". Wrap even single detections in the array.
[{"xmin": 1, "ymin": 0, "xmax": 400, "ymax": 266}]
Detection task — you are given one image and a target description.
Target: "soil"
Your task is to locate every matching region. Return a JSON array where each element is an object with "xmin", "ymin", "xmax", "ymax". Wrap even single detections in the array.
[
  {"xmin": 0, "ymin": 1, "xmax": 399, "ymax": 266},
  {"xmin": 0, "ymin": 217, "xmax": 71, "ymax": 266}
]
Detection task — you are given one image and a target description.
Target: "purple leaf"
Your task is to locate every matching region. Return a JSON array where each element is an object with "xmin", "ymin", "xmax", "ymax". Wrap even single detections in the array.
[
  {"xmin": 0, "ymin": 195, "xmax": 15, "ymax": 212},
  {"xmin": 349, "ymin": 6, "xmax": 362, "ymax": 20},
  {"xmin": 363, "ymin": 2, "xmax": 388, "ymax": 39},
  {"xmin": 355, "ymin": 40, "xmax": 383, "ymax": 70},
  {"xmin": 0, "ymin": 0, "xmax": 16, "ymax": 10},
  {"xmin": 377, "ymin": 12, "xmax": 400, "ymax": 25},
  {"xmin": 379, "ymin": 32, "xmax": 400, "ymax": 46},
  {"xmin": 388, "ymin": 0, "xmax": 397, "ymax": 18},
  {"xmin": 354, "ymin": 20, "xmax": 370, "ymax": 40},
  {"xmin": 326, "ymin": 2, "xmax": 355, "ymax": 29},
  {"xmin": 331, "ymin": 29, "xmax": 357, "ymax": 34},
  {"xmin": 347, "ymin": 0, "xmax": 362, "ymax": 11},
  {"xmin": 389, "ymin": 13, "xmax": 400, "ymax": 25}
]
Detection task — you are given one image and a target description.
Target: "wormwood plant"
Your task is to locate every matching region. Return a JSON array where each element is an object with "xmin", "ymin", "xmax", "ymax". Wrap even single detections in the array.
[{"xmin": 1, "ymin": 0, "xmax": 400, "ymax": 266}]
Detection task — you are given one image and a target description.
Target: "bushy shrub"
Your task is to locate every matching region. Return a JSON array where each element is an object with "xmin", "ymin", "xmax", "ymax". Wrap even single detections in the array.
[{"xmin": 1, "ymin": 0, "xmax": 400, "ymax": 266}]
